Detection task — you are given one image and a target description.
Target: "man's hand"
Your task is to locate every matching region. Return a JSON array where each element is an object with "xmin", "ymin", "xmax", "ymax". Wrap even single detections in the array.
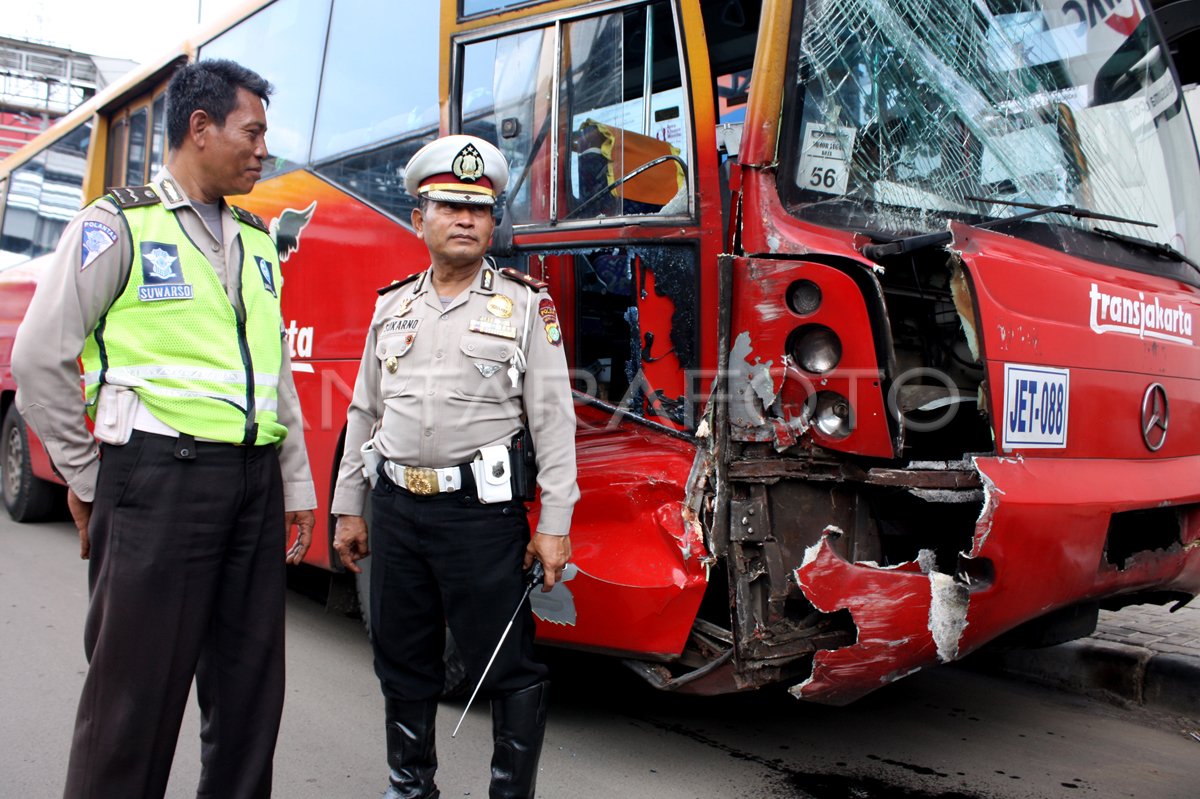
[
  {"xmin": 285, "ymin": 509, "xmax": 315, "ymax": 565},
  {"xmin": 66, "ymin": 489, "xmax": 92, "ymax": 560},
  {"xmin": 333, "ymin": 515, "xmax": 370, "ymax": 574},
  {"xmin": 525, "ymin": 532, "xmax": 571, "ymax": 592}
]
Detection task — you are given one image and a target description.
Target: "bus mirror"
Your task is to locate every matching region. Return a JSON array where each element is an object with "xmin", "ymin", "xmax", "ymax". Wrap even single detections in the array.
[{"xmin": 491, "ymin": 206, "xmax": 515, "ymax": 258}]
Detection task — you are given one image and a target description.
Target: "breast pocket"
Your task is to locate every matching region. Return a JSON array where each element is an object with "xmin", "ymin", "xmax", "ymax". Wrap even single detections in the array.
[
  {"xmin": 458, "ymin": 332, "xmax": 517, "ymax": 402},
  {"xmin": 376, "ymin": 333, "xmax": 416, "ymax": 397}
]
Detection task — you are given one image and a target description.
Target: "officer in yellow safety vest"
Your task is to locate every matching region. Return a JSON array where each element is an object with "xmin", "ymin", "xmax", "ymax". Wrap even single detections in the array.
[{"xmin": 11, "ymin": 59, "xmax": 316, "ymax": 799}]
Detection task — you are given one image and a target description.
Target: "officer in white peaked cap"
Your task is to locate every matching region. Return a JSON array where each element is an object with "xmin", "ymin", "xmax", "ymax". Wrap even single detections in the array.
[
  {"xmin": 403, "ymin": 134, "xmax": 510, "ymax": 206},
  {"xmin": 332, "ymin": 134, "xmax": 577, "ymax": 799}
]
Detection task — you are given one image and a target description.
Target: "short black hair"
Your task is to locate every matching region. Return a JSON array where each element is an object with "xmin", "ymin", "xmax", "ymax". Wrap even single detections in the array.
[{"xmin": 166, "ymin": 59, "xmax": 273, "ymax": 150}]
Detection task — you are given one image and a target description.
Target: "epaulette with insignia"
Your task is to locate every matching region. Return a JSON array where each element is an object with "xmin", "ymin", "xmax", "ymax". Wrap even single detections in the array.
[
  {"xmin": 231, "ymin": 205, "xmax": 270, "ymax": 235},
  {"xmin": 107, "ymin": 185, "xmax": 161, "ymax": 209},
  {"xmin": 377, "ymin": 272, "xmax": 421, "ymax": 296},
  {"xmin": 499, "ymin": 267, "xmax": 548, "ymax": 291}
]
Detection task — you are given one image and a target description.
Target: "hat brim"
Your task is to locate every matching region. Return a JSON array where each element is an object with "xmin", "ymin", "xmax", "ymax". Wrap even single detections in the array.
[{"xmin": 420, "ymin": 189, "xmax": 496, "ymax": 206}]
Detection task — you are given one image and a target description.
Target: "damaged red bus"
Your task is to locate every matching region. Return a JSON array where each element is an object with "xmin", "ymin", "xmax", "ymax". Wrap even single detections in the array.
[{"xmin": 1, "ymin": 0, "xmax": 1199, "ymax": 704}]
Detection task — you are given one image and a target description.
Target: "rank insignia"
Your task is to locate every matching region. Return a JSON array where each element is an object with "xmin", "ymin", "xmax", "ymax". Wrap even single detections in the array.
[
  {"xmin": 469, "ymin": 317, "xmax": 518, "ymax": 339},
  {"xmin": 486, "ymin": 294, "xmax": 514, "ymax": 318},
  {"xmin": 80, "ymin": 221, "xmax": 117, "ymax": 271},
  {"xmin": 475, "ymin": 362, "xmax": 502, "ymax": 378},
  {"xmin": 159, "ymin": 178, "xmax": 183, "ymax": 204}
]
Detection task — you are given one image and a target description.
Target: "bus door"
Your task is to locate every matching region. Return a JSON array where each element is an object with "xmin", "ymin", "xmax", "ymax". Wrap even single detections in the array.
[
  {"xmin": 452, "ymin": 0, "xmax": 745, "ymax": 428},
  {"xmin": 449, "ymin": 0, "xmax": 754, "ymax": 658}
]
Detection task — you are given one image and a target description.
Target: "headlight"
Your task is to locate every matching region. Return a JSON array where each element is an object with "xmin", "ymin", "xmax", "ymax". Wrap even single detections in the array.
[
  {"xmin": 809, "ymin": 391, "xmax": 853, "ymax": 438},
  {"xmin": 787, "ymin": 280, "xmax": 822, "ymax": 316},
  {"xmin": 790, "ymin": 324, "xmax": 842, "ymax": 373}
]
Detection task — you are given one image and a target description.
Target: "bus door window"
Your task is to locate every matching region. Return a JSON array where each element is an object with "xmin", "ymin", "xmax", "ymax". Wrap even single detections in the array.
[
  {"xmin": 560, "ymin": 3, "xmax": 689, "ymax": 220},
  {"xmin": 460, "ymin": 27, "xmax": 556, "ymax": 225},
  {"xmin": 572, "ymin": 246, "xmax": 697, "ymax": 428},
  {"xmin": 575, "ymin": 249, "xmax": 635, "ymax": 404}
]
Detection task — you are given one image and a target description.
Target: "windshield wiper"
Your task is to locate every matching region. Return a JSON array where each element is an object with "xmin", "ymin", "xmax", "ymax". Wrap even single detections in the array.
[
  {"xmin": 966, "ymin": 196, "xmax": 1156, "ymax": 231},
  {"xmin": 1092, "ymin": 227, "xmax": 1200, "ymax": 277},
  {"xmin": 862, "ymin": 230, "xmax": 953, "ymax": 260}
]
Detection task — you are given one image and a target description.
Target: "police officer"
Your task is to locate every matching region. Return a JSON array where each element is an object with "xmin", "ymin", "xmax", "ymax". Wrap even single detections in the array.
[
  {"xmin": 332, "ymin": 134, "xmax": 577, "ymax": 799},
  {"xmin": 11, "ymin": 59, "xmax": 316, "ymax": 799}
]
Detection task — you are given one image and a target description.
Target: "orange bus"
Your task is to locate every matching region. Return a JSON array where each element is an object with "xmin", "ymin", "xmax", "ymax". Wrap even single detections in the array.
[{"xmin": 1, "ymin": 0, "xmax": 1198, "ymax": 704}]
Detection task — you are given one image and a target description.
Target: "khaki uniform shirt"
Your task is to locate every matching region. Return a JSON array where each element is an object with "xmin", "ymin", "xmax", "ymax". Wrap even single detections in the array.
[
  {"xmin": 11, "ymin": 170, "xmax": 317, "ymax": 511},
  {"xmin": 331, "ymin": 263, "xmax": 579, "ymax": 535}
]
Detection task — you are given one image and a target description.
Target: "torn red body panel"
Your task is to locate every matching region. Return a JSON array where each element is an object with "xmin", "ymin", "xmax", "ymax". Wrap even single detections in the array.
[
  {"xmin": 793, "ymin": 535, "xmax": 946, "ymax": 705},
  {"xmin": 789, "ymin": 452, "xmax": 1200, "ymax": 705},
  {"xmin": 958, "ymin": 455, "xmax": 1200, "ymax": 655},
  {"xmin": 529, "ymin": 402, "xmax": 709, "ymax": 658}
]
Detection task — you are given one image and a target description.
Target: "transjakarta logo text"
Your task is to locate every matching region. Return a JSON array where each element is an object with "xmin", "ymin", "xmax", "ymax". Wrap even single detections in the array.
[{"xmin": 1088, "ymin": 282, "xmax": 1194, "ymax": 345}]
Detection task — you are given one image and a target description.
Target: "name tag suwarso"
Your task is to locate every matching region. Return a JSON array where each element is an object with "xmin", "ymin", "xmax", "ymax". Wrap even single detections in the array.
[
  {"xmin": 138, "ymin": 284, "xmax": 194, "ymax": 301},
  {"xmin": 469, "ymin": 317, "xmax": 517, "ymax": 339}
]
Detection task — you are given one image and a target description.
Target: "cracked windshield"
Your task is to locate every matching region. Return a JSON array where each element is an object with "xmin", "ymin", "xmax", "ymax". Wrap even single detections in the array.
[{"xmin": 788, "ymin": 0, "xmax": 1200, "ymax": 259}]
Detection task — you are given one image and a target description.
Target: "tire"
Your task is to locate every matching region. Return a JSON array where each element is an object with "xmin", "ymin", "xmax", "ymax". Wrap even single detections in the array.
[
  {"xmin": 1, "ymin": 405, "xmax": 61, "ymax": 522},
  {"xmin": 353, "ymin": 501, "xmax": 470, "ymax": 699}
]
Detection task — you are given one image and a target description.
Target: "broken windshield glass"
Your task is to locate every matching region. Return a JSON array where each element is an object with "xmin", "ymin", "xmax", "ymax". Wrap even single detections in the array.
[{"xmin": 784, "ymin": 0, "xmax": 1200, "ymax": 260}]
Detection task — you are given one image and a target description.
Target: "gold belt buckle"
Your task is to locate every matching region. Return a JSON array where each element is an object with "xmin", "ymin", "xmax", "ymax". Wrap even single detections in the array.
[{"xmin": 404, "ymin": 466, "xmax": 439, "ymax": 495}]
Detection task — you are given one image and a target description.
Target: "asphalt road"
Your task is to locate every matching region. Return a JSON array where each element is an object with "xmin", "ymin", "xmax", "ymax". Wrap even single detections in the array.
[{"xmin": 2, "ymin": 514, "xmax": 1197, "ymax": 799}]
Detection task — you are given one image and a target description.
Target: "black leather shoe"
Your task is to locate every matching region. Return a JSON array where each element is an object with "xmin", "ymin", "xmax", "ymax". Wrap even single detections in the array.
[
  {"xmin": 489, "ymin": 682, "xmax": 549, "ymax": 799},
  {"xmin": 383, "ymin": 698, "xmax": 440, "ymax": 799}
]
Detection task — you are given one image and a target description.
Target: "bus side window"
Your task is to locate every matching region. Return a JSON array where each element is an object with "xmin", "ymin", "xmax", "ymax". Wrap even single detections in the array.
[
  {"xmin": 105, "ymin": 117, "xmax": 127, "ymax": 190},
  {"xmin": 149, "ymin": 93, "xmax": 167, "ymax": 176},
  {"xmin": 125, "ymin": 106, "xmax": 149, "ymax": 186},
  {"xmin": 0, "ymin": 122, "xmax": 92, "ymax": 266}
]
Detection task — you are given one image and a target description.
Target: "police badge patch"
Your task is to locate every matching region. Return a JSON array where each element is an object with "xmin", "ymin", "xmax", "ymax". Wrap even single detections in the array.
[
  {"xmin": 452, "ymin": 143, "xmax": 485, "ymax": 183},
  {"xmin": 539, "ymin": 298, "xmax": 562, "ymax": 346},
  {"xmin": 80, "ymin": 221, "xmax": 117, "ymax": 271},
  {"xmin": 255, "ymin": 256, "xmax": 277, "ymax": 297},
  {"xmin": 138, "ymin": 242, "xmax": 192, "ymax": 302}
]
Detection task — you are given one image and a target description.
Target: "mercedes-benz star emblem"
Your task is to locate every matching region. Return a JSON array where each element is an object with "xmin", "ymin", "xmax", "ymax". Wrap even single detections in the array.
[{"xmin": 1140, "ymin": 383, "xmax": 1169, "ymax": 452}]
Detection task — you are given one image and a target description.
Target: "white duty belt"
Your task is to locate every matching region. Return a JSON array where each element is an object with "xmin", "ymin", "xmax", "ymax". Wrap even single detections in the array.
[{"xmin": 382, "ymin": 461, "xmax": 463, "ymax": 495}]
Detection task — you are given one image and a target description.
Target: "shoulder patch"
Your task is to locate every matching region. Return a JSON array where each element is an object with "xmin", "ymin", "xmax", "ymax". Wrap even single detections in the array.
[
  {"xmin": 377, "ymin": 272, "xmax": 421, "ymax": 296},
  {"xmin": 108, "ymin": 185, "xmax": 161, "ymax": 209},
  {"xmin": 231, "ymin": 205, "xmax": 270, "ymax": 235},
  {"xmin": 499, "ymin": 267, "xmax": 548, "ymax": 291}
]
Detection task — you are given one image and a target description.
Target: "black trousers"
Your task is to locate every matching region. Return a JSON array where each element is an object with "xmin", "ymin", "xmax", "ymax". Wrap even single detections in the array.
[
  {"xmin": 63, "ymin": 431, "xmax": 286, "ymax": 799},
  {"xmin": 369, "ymin": 469, "xmax": 547, "ymax": 702}
]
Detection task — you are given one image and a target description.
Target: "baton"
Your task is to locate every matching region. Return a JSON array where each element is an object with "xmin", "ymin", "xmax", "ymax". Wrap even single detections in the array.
[{"xmin": 451, "ymin": 560, "xmax": 545, "ymax": 738}]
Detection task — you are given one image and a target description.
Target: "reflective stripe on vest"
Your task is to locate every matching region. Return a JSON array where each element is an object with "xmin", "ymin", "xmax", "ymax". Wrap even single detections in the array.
[{"xmin": 80, "ymin": 189, "xmax": 286, "ymax": 446}]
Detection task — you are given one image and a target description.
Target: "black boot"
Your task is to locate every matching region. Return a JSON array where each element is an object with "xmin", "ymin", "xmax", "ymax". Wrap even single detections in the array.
[
  {"xmin": 384, "ymin": 698, "xmax": 440, "ymax": 799},
  {"xmin": 489, "ymin": 682, "xmax": 549, "ymax": 799}
]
